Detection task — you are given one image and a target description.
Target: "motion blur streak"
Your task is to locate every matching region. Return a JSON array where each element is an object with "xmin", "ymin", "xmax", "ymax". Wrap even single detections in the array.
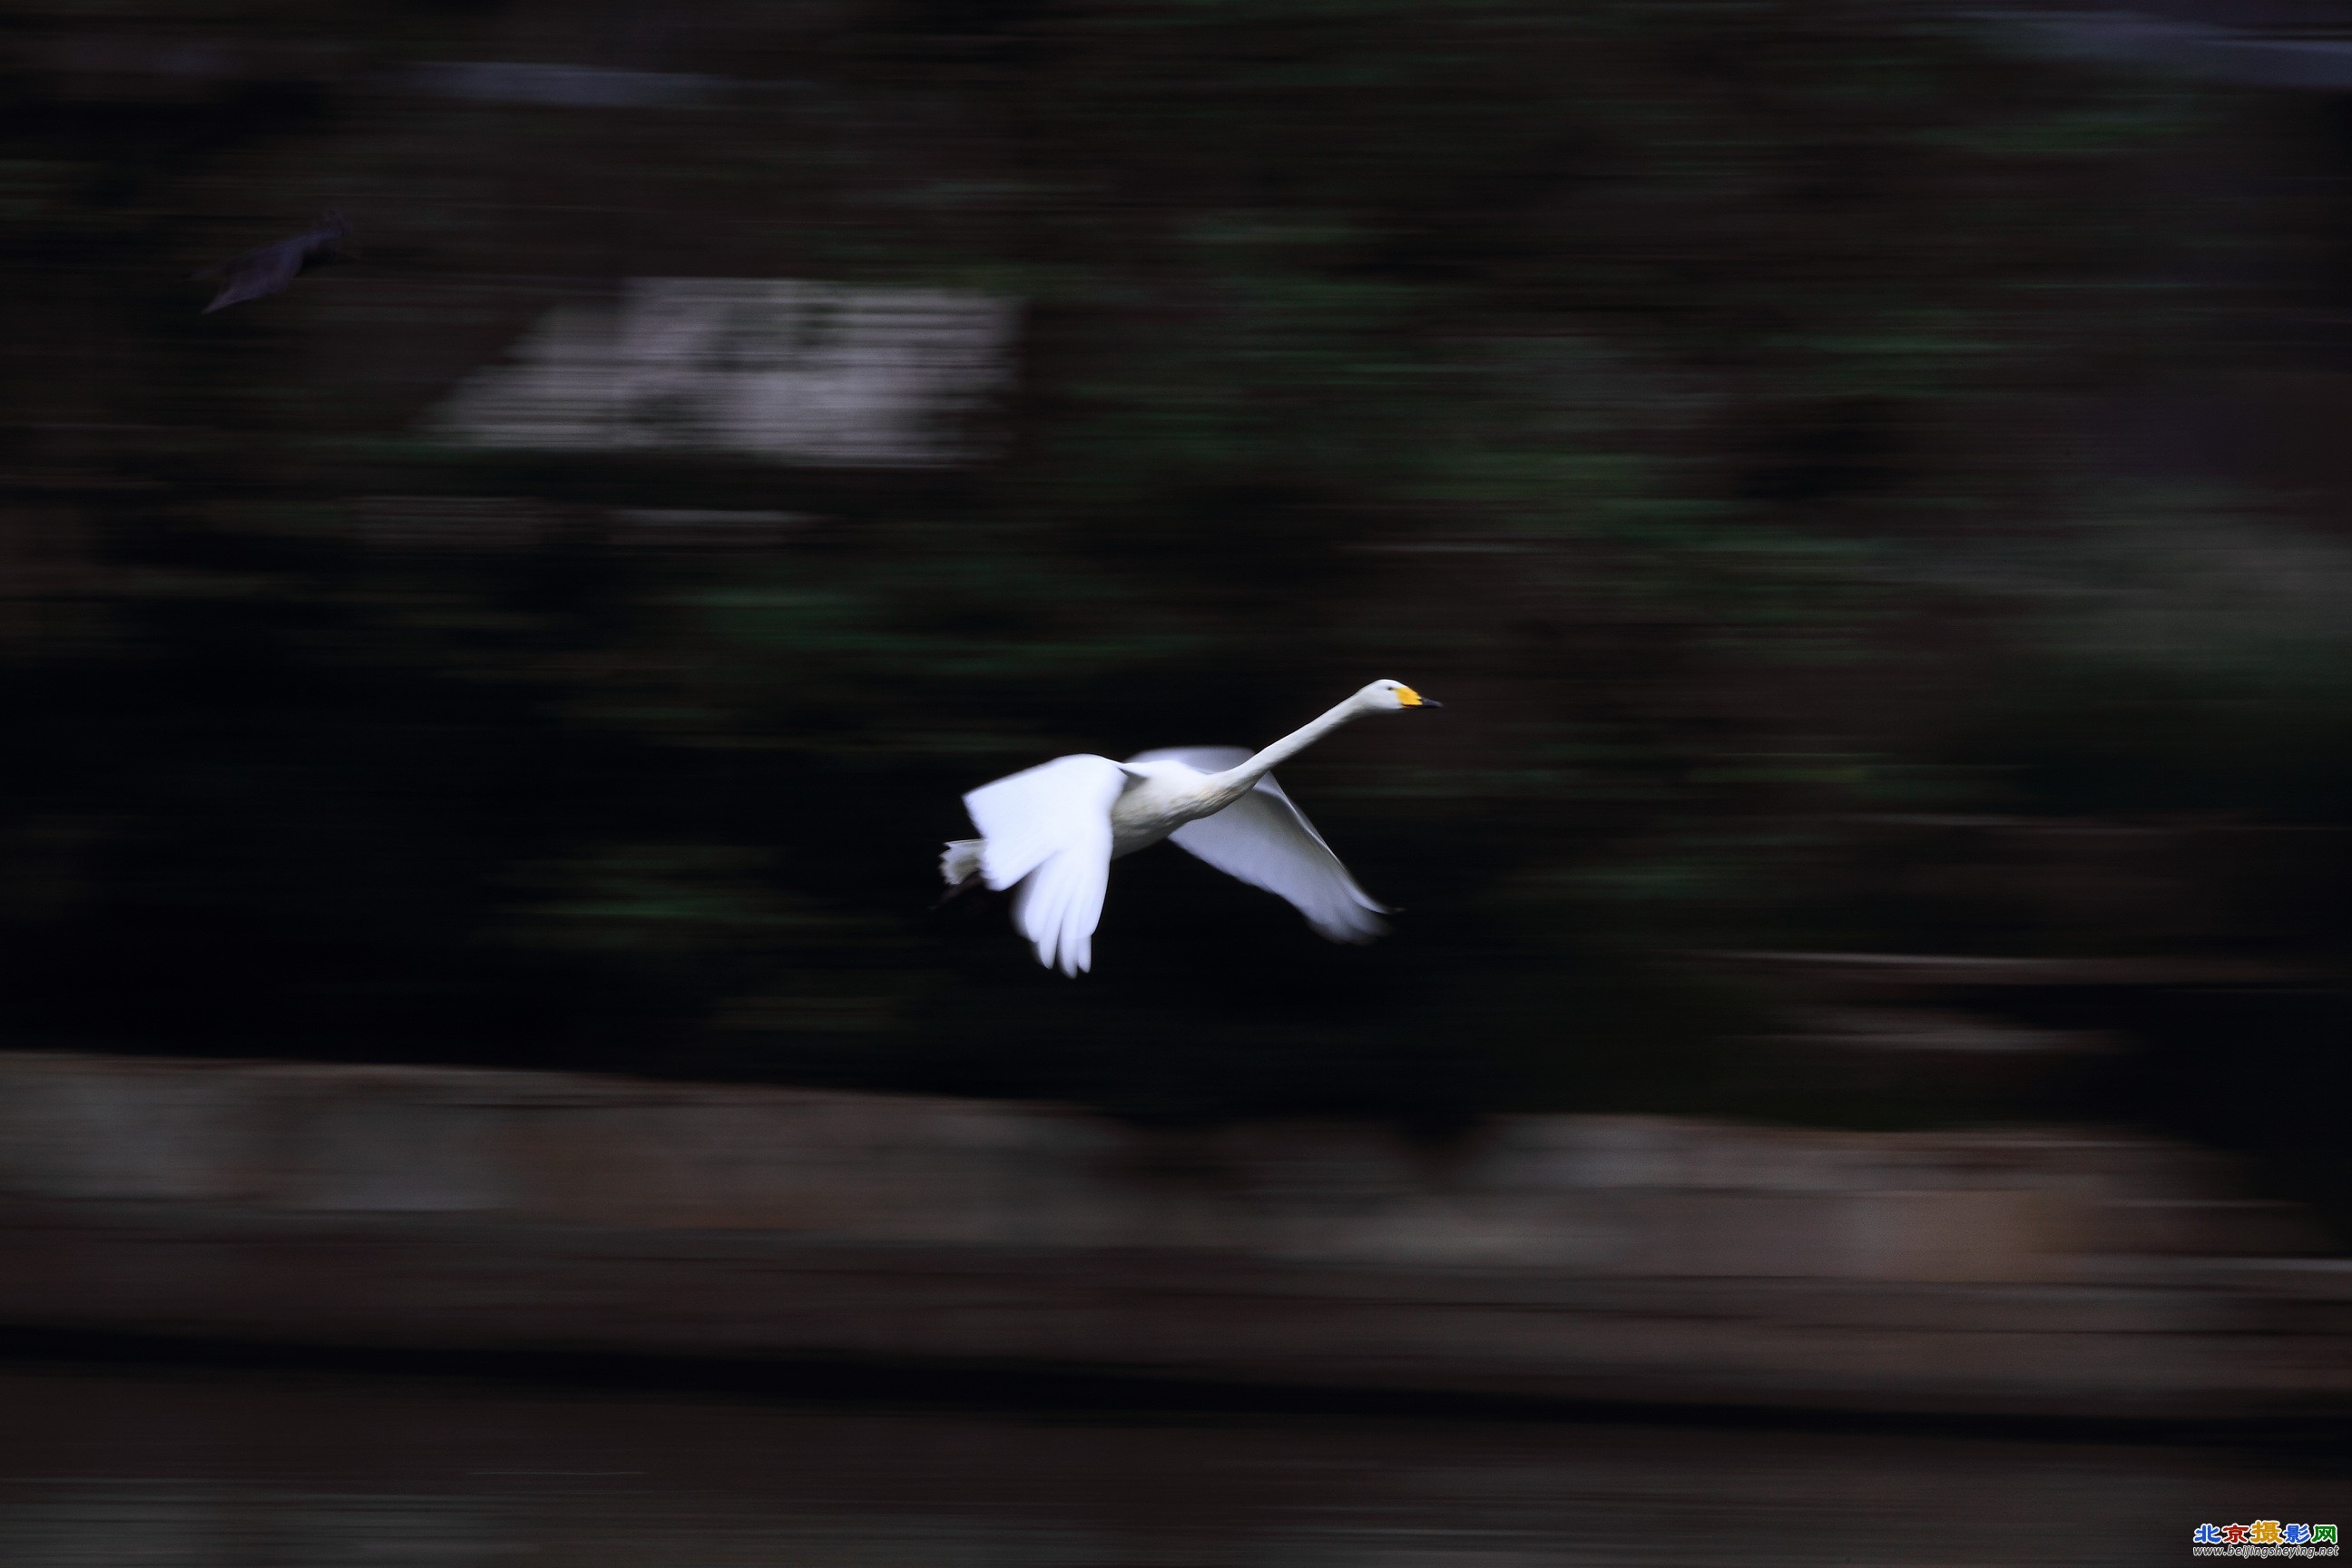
[{"xmin": 0, "ymin": 0, "xmax": 2348, "ymax": 1557}]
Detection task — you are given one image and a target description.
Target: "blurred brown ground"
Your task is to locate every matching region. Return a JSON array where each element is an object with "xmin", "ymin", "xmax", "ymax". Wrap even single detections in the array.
[{"xmin": 3, "ymin": 1050, "xmax": 2345, "ymax": 1421}]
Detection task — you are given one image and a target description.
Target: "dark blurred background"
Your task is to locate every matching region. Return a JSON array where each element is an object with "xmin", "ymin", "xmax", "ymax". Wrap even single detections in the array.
[{"xmin": 2, "ymin": 0, "xmax": 2348, "ymax": 1232}]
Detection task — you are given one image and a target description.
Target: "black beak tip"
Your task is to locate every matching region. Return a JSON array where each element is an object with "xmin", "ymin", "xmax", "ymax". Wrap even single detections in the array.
[{"xmin": 1421, "ymin": 697, "xmax": 1444, "ymax": 708}]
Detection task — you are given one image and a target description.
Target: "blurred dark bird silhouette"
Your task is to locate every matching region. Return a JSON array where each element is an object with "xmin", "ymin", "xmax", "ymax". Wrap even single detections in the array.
[{"xmin": 196, "ymin": 216, "xmax": 354, "ymax": 313}]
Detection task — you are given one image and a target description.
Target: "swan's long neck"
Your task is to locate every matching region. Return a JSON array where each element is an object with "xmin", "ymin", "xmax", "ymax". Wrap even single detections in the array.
[{"xmin": 1203, "ymin": 697, "xmax": 1365, "ymax": 798}]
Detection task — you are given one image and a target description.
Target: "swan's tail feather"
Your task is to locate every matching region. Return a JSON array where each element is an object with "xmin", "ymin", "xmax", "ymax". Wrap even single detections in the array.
[
  {"xmin": 939, "ymin": 838, "xmax": 985, "ymax": 888},
  {"xmin": 931, "ymin": 838, "xmax": 989, "ymax": 911}
]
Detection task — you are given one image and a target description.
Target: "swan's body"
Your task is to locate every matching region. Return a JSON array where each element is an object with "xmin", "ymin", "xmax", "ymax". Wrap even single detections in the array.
[{"xmin": 942, "ymin": 680, "xmax": 1435, "ymax": 974}]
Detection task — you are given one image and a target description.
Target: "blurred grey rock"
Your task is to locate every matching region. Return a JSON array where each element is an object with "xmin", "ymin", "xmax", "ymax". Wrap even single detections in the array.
[{"xmin": 434, "ymin": 279, "xmax": 1017, "ymax": 466}]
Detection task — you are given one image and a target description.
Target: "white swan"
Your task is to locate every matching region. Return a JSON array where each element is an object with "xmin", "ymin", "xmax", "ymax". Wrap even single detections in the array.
[{"xmin": 941, "ymin": 680, "xmax": 1437, "ymax": 975}]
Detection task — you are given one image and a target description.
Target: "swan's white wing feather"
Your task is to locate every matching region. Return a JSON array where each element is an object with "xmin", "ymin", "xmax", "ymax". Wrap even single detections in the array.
[
  {"xmin": 963, "ymin": 754, "xmax": 1125, "ymax": 890},
  {"xmin": 1010, "ymin": 836, "xmax": 1112, "ymax": 976},
  {"xmin": 1127, "ymin": 747, "xmax": 1388, "ymax": 943},
  {"xmin": 1127, "ymin": 745, "xmax": 1251, "ymax": 777},
  {"xmin": 962, "ymin": 754, "xmax": 1126, "ymax": 975}
]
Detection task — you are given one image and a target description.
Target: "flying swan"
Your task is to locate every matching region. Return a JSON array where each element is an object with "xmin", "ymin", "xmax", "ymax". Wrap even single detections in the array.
[{"xmin": 941, "ymin": 679, "xmax": 1437, "ymax": 975}]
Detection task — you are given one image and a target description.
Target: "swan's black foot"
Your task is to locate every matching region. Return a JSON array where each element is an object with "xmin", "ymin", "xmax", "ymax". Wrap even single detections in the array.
[{"xmin": 929, "ymin": 874, "xmax": 985, "ymax": 911}]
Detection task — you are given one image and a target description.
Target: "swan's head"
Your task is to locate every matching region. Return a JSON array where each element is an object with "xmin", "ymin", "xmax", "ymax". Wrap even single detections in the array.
[{"xmin": 1358, "ymin": 679, "xmax": 1439, "ymax": 711}]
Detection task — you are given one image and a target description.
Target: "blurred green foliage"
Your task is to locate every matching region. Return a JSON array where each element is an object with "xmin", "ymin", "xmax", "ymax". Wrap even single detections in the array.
[{"xmin": 0, "ymin": 0, "xmax": 2347, "ymax": 1220}]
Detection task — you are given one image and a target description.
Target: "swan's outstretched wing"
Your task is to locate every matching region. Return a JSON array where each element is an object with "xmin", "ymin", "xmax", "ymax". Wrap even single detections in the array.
[
  {"xmin": 1126, "ymin": 747, "xmax": 1389, "ymax": 943},
  {"xmin": 963, "ymin": 754, "xmax": 1127, "ymax": 975}
]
